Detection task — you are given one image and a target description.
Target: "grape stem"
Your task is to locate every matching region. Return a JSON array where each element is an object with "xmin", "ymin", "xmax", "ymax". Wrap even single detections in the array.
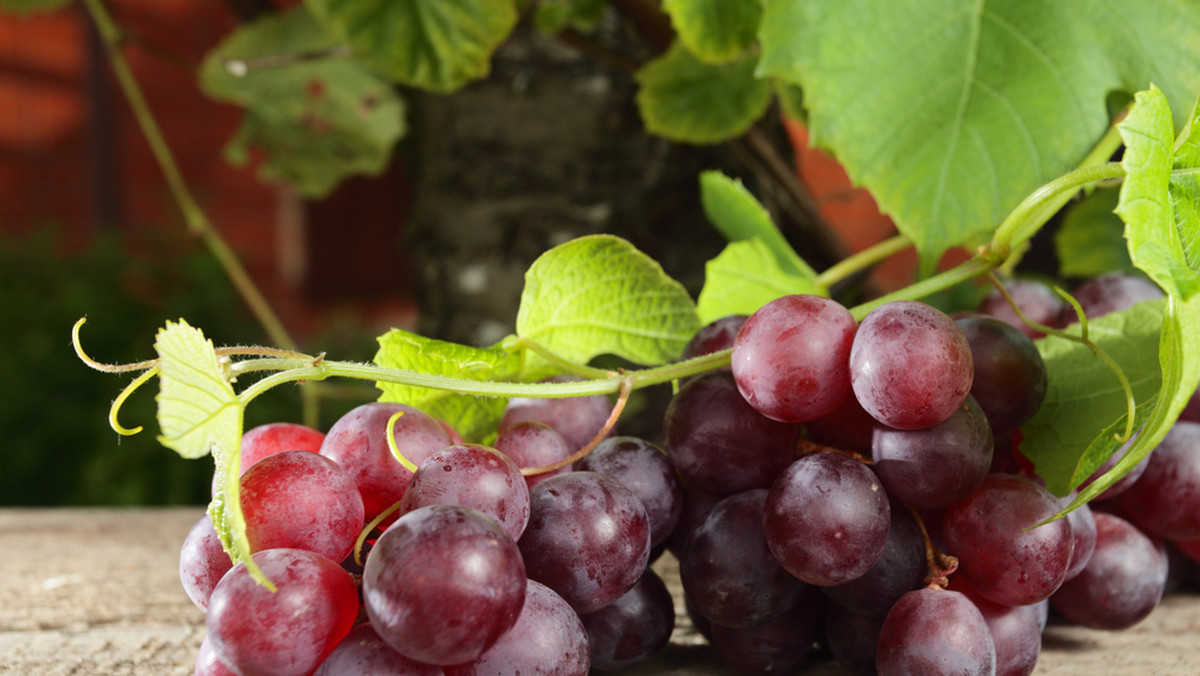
[
  {"xmin": 813, "ymin": 234, "xmax": 913, "ymax": 290},
  {"xmin": 795, "ymin": 437, "xmax": 873, "ymax": 465},
  {"xmin": 521, "ymin": 377, "xmax": 634, "ymax": 476},
  {"xmin": 908, "ymin": 505, "xmax": 959, "ymax": 590}
]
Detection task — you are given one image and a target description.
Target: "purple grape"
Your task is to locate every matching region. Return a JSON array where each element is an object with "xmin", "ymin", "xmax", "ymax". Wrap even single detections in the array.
[
  {"xmin": 1116, "ymin": 422, "xmax": 1200, "ymax": 540},
  {"xmin": 179, "ymin": 513, "xmax": 232, "ymax": 613},
  {"xmin": 363, "ymin": 505, "xmax": 526, "ymax": 666},
  {"xmin": 943, "ymin": 474, "xmax": 1074, "ymax": 606},
  {"xmin": 680, "ymin": 489, "xmax": 805, "ymax": 628},
  {"xmin": 871, "ymin": 395, "xmax": 993, "ymax": 510},
  {"xmin": 500, "ymin": 375, "xmax": 613, "ymax": 451},
  {"xmin": 206, "ymin": 548, "xmax": 359, "ymax": 676},
  {"xmin": 979, "ymin": 277, "xmax": 1066, "ymax": 339},
  {"xmin": 240, "ymin": 451, "xmax": 365, "ymax": 563},
  {"xmin": 731, "ymin": 294, "xmax": 857, "ymax": 423},
  {"xmin": 664, "ymin": 371, "xmax": 800, "ymax": 495},
  {"xmin": 1050, "ymin": 511, "xmax": 1168, "ymax": 630},
  {"xmin": 707, "ymin": 589, "xmax": 821, "ymax": 675},
  {"xmin": 493, "ymin": 420, "xmax": 573, "ymax": 487},
  {"xmin": 519, "ymin": 471, "xmax": 651, "ymax": 613},
  {"xmin": 663, "ymin": 481, "xmax": 723, "ymax": 558},
  {"xmin": 956, "ymin": 316, "xmax": 1047, "ymax": 433},
  {"xmin": 821, "ymin": 504, "xmax": 927, "ymax": 618},
  {"xmin": 398, "ymin": 444, "xmax": 530, "ymax": 542},
  {"xmin": 682, "ymin": 314, "xmax": 747, "ymax": 361},
  {"xmin": 763, "ymin": 451, "xmax": 891, "ymax": 586},
  {"xmin": 578, "ymin": 569, "xmax": 675, "ymax": 671},
  {"xmin": 443, "ymin": 580, "xmax": 589, "ymax": 676},
  {"xmin": 850, "ymin": 301, "xmax": 974, "ymax": 430},
  {"xmin": 803, "ymin": 392, "xmax": 877, "ymax": 455},
  {"xmin": 951, "ymin": 576, "xmax": 1042, "ymax": 676},
  {"xmin": 314, "ymin": 623, "xmax": 443, "ymax": 676},
  {"xmin": 319, "ymin": 402, "xmax": 453, "ymax": 523},
  {"xmin": 576, "ymin": 436, "xmax": 683, "ymax": 547},
  {"xmin": 1076, "ymin": 432, "xmax": 1148, "ymax": 501},
  {"xmin": 1058, "ymin": 496, "xmax": 1097, "ymax": 582},
  {"xmin": 1061, "ymin": 272, "xmax": 1163, "ymax": 325},
  {"xmin": 876, "ymin": 588, "xmax": 996, "ymax": 676},
  {"xmin": 824, "ymin": 601, "xmax": 885, "ymax": 676}
]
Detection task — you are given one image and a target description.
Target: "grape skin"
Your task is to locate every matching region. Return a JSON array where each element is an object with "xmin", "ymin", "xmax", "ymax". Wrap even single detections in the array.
[
  {"xmin": 179, "ymin": 513, "xmax": 232, "ymax": 613},
  {"xmin": 820, "ymin": 503, "xmax": 927, "ymax": 618},
  {"xmin": 493, "ymin": 421, "xmax": 573, "ymax": 488},
  {"xmin": 398, "ymin": 444, "xmax": 530, "ymax": 542},
  {"xmin": 577, "ymin": 436, "xmax": 684, "ymax": 547},
  {"xmin": 956, "ymin": 316, "xmax": 1047, "ymax": 434},
  {"xmin": 578, "ymin": 569, "xmax": 675, "ymax": 671},
  {"xmin": 876, "ymin": 588, "xmax": 997, "ymax": 676},
  {"xmin": 314, "ymin": 623, "xmax": 443, "ymax": 676},
  {"xmin": 500, "ymin": 375, "xmax": 613, "ymax": 451}
]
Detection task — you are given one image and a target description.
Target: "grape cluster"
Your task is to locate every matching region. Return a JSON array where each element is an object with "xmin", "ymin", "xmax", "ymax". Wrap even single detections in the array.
[{"xmin": 179, "ymin": 271, "xmax": 1198, "ymax": 676}]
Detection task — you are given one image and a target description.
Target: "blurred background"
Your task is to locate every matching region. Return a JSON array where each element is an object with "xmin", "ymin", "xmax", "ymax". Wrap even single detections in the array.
[{"xmin": 4, "ymin": 1, "xmax": 864, "ymax": 505}]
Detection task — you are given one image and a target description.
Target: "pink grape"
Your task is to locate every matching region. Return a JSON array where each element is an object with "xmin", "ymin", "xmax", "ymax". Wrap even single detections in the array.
[
  {"xmin": 398, "ymin": 444, "xmax": 530, "ymax": 542},
  {"xmin": 179, "ymin": 513, "xmax": 232, "ymax": 612},
  {"xmin": 493, "ymin": 420, "xmax": 573, "ymax": 487}
]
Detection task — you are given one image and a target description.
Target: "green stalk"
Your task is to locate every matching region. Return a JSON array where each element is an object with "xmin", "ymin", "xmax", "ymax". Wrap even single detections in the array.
[
  {"xmin": 990, "ymin": 162, "xmax": 1126, "ymax": 259},
  {"xmin": 82, "ymin": 0, "xmax": 319, "ymax": 423},
  {"xmin": 814, "ymin": 234, "xmax": 913, "ymax": 290},
  {"xmin": 848, "ymin": 257, "xmax": 996, "ymax": 321}
]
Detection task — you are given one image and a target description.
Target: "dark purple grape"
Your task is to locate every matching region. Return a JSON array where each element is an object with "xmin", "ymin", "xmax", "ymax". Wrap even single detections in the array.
[
  {"xmin": 179, "ymin": 513, "xmax": 232, "ymax": 613},
  {"xmin": 824, "ymin": 601, "xmax": 885, "ymax": 676},
  {"xmin": 1061, "ymin": 272, "xmax": 1163, "ymax": 325},
  {"xmin": 708, "ymin": 589, "xmax": 821, "ymax": 675},
  {"xmin": 319, "ymin": 402, "xmax": 453, "ymax": 523},
  {"xmin": 803, "ymin": 392, "xmax": 877, "ymax": 455},
  {"xmin": 956, "ymin": 316, "xmax": 1047, "ymax": 433},
  {"xmin": 764, "ymin": 452, "xmax": 891, "ymax": 586},
  {"xmin": 943, "ymin": 474, "xmax": 1074, "ymax": 606},
  {"xmin": 979, "ymin": 277, "xmax": 1066, "ymax": 339},
  {"xmin": 398, "ymin": 444, "xmax": 530, "ymax": 542},
  {"xmin": 850, "ymin": 301, "xmax": 974, "ymax": 430},
  {"xmin": 206, "ymin": 548, "xmax": 359, "ymax": 676},
  {"xmin": 1050, "ymin": 511, "xmax": 1168, "ymax": 630},
  {"xmin": 363, "ymin": 505, "xmax": 526, "ymax": 666},
  {"xmin": 519, "ymin": 471, "xmax": 651, "ymax": 613},
  {"xmin": 240, "ymin": 451, "xmax": 365, "ymax": 563},
  {"xmin": 314, "ymin": 623, "xmax": 443, "ymax": 676},
  {"xmin": 682, "ymin": 314, "xmax": 747, "ymax": 361},
  {"xmin": 821, "ymin": 504, "xmax": 927, "ymax": 618},
  {"xmin": 444, "ymin": 580, "xmax": 589, "ymax": 676},
  {"xmin": 1057, "ymin": 496, "xmax": 1097, "ymax": 582},
  {"xmin": 493, "ymin": 421, "xmax": 573, "ymax": 487},
  {"xmin": 731, "ymin": 294, "xmax": 857, "ymax": 422},
  {"xmin": 500, "ymin": 375, "xmax": 613, "ymax": 451},
  {"xmin": 872, "ymin": 395, "xmax": 993, "ymax": 510},
  {"xmin": 681, "ymin": 489, "xmax": 805, "ymax": 628},
  {"xmin": 663, "ymin": 481, "xmax": 723, "ymax": 558},
  {"xmin": 876, "ymin": 588, "xmax": 996, "ymax": 676},
  {"xmin": 1117, "ymin": 422, "xmax": 1200, "ymax": 540},
  {"xmin": 576, "ymin": 436, "xmax": 683, "ymax": 547},
  {"xmin": 951, "ymin": 576, "xmax": 1042, "ymax": 676},
  {"xmin": 578, "ymin": 569, "xmax": 674, "ymax": 671},
  {"xmin": 664, "ymin": 371, "xmax": 800, "ymax": 495}
]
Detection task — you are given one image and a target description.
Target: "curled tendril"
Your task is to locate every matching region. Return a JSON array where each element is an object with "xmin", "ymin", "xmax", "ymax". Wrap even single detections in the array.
[
  {"xmin": 986, "ymin": 274, "xmax": 1137, "ymax": 442},
  {"xmin": 353, "ymin": 498, "xmax": 404, "ymax": 568},
  {"xmin": 386, "ymin": 411, "xmax": 419, "ymax": 473},
  {"xmin": 521, "ymin": 376, "xmax": 634, "ymax": 476},
  {"xmin": 72, "ymin": 317, "xmax": 159, "ymax": 373},
  {"xmin": 108, "ymin": 366, "xmax": 160, "ymax": 436}
]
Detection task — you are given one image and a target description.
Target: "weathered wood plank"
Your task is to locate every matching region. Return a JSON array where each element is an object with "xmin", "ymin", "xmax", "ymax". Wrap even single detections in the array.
[{"xmin": 0, "ymin": 508, "xmax": 1197, "ymax": 675}]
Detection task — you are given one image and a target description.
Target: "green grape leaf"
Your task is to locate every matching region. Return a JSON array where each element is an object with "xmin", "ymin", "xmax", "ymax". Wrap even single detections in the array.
[
  {"xmin": 0, "ymin": 0, "xmax": 72, "ymax": 13},
  {"xmin": 758, "ymin": 0, "xmax": 1200, "ymax": 273},
  {"xmin": 662, "ymin": 0, "xmax": 761, "ymax": 64},
  {"xmin": 1118, "ymin": 86, "xmax": 1200, "ymax": 300},
  {"xmin": 153, "ymin": 320, "xmax": 265, "ymax": 588},
  {"xmin": 699, "ymin": 170, "xmax": 818, "ymax": 279},
  {"xmin": 1055, "ymin": 189, "xmax": 1133, "ymax": 279},
  {"xmin": 635, "ymin": 42, "xmax": 772, "ymax": 144},
  {"xmin": 374, "ymin": 330, "xmax": 522, "ymax": 442},
  {"xmin": 697, "ymin": 237, "xmax": 820, "ymax": 324},
  {"xmin": 199, "ymin": 7, "xmax": 405, "ymax": 198},
  {"xmin": 306, "ymin": 0, "xmax": 517, "ymax": 93},
  {"xmin": 1020, "ymin": 301, "xmax": 1166, "ymax": 496},
  {"xmin": 516, "ymin": 235, "xmax": 700, "ymax": 367},
  {"xmin": 533, "ymin": 0, "xmax": 607, "ymax": 35},
  {"xmin": 1057, "ymin": 294, "xmax": 1200, "ymax": 514}
]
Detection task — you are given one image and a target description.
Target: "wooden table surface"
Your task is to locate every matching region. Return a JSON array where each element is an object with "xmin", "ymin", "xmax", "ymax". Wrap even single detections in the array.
[{"xmin": 1, "ymin": 508, "xmax": 1198, "ymax": 675}]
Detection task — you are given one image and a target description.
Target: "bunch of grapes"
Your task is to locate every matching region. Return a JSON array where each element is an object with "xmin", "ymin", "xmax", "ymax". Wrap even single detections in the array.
[{"xmin": 179, "ymin": 271, "xmax": 1198, "ymax": 676}]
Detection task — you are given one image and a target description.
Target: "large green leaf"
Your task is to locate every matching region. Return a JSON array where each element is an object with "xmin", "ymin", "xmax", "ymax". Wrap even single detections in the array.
[
  {"xmin": 1054, "ymin": 189, "xmax": 1133, "ymax": 279},
  {"xmin": 374, "ymin": 330, "xmax": 522, "ymax": 442},
  {"xmin": 697, "ymin": 237, "xmax": 820, "ymax": 324},
  {"xmin": 636, "ymin": 42, "xmax": 772, "ymax": 144},
  {"xmin": 758, "ymin": 0, "xmax": 1200, "ymax": 273},
  {"xmin": 199, "ymin": 7, "xmax": 405, "ymax": 198},
  {"xmin": 1020, "ymin": 301, "xmax": 1166, "ymax": 496},
  {"xmin": 306, "ymin": 0, "xmax": 517, "ymax": 93},
  {"xmin": 515, "ymin": 235, "xmax": 700, "ymax": 367},
  {"xmin": 1118, "ymin": 86, "xmax": 1200, "ymax": 300},
  {"xmin": 662, "ymin": 0, "xmax": 761, "ymax": 64}
]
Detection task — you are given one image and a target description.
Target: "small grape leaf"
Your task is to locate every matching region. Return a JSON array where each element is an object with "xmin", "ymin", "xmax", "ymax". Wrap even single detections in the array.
[
  {"xmin": 1054, "ymin": 189, "xmax": 1133, "ymax": 279},
  {"xmin": 1020, "ymin": 301, "xmax": 1166, "ymax": 496},
  {"xmin": 699, "ymin": 170, "xmax": 818, "ymax": 280},
  {"xmin": 306, "ymin": 0, "xmax": 517, "ymax": 94},
  {"xmin": 199, "ymin": 6, "xmax": 405, "ymax": 198},
  {"xmin": 0, "ymin": 0, "xmax": 72, "ymax": 13},
  {"xmin": 153, "ymin": 320, "xmax": 265, "ymax": 588},
  {"xmin": 1118, "ymin": 86, "xmax": 1200, "ymax": 300},
  {"xmin": 635, "ymin": 42, "xmax": 772, "ymax": 144},
  {"xmin": 1057, "ymin": 293, "xmax": 1200, "ymax": 513},
  {"xmin": 374, "ymin": 330, "xmax": 522, "ymax": 442},
  {"xmin": 696, "ymin": 237, "xmax": 820, "ymax": 324},
  {"xmin": 515, "ymin": 235, "xmax": 700, "ymax": 368},
  {"xmin": 662, "ymin": 0, "xmax": 761, "ymax": 64}
]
